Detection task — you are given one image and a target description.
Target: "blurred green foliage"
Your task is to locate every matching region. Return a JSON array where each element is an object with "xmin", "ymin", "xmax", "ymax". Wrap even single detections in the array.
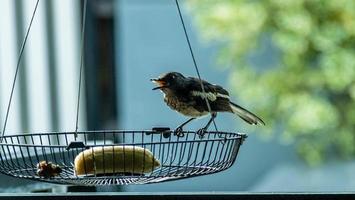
[{"xmin": 187, "ymin": 0, "xmax": 355, "ymax": 165}]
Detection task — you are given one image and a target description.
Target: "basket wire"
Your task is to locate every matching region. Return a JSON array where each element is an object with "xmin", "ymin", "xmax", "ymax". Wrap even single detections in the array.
[{"xmin": 0, "ymin": 130, "xmax": 246, "ymax": 185}]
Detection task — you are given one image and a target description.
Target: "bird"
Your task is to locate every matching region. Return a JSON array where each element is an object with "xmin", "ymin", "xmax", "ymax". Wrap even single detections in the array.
[{"xmin": 151, "ymin": 72, "xmax": 265, "ymax": 137}]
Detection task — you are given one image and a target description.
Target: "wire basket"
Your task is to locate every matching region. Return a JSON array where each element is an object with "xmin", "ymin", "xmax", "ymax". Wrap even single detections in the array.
[{"xmin": 0, "ymin": 130, "xmax": 246, "ymax": 185}]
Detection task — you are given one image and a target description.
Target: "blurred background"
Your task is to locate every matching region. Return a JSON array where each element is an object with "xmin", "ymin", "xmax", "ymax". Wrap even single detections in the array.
[{"xmin": 0, "ymin": 0, "xmax": 354, "ymax": 193}]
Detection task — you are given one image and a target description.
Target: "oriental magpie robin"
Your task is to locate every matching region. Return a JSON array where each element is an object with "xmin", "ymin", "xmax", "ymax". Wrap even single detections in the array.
[{"xmin": 151, "ymin": 72, "xmax": 265, "ymax": 137}]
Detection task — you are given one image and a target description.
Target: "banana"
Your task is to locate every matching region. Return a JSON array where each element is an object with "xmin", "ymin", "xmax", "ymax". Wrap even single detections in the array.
[{"xmin": 74, "ymin": 146, "xmax": 161, "ymax": 176}]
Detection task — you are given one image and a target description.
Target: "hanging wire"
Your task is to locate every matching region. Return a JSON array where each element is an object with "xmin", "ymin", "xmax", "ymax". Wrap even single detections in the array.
[
  {"xmin": 1, "ymin": 0, "xmax": 41, "ymax": 142},
  {"xmin": 174, "ymin": 0, "xmax": 219, "ymax": 133},
  {"xmin": 74, "ymin": 0, "xmax": 88, "ymax": 138}
]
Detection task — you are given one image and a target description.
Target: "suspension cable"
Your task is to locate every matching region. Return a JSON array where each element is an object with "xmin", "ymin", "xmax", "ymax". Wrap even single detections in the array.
[
  {"xmin": 174, "ymin": 0, "xmax": 219, "ymax": 132},
  {"xmin": 74, "ymin": 0, "xmax": 88, "ymax": 138}
]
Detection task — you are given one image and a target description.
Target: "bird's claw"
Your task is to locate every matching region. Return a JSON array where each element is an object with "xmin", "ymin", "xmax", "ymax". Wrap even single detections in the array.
[
  {"xmin": 196, "ymin": 128, "xmax": 206, "ymax": 139},
  {"xmin": 174, "ymin": 127, "xmax": 185, "ymax": 137}
]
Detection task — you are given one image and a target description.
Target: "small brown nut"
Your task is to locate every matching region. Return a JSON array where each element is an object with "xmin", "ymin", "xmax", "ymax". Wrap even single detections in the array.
[{"xmin": 36, "ymin": 160, "xmax": 62, "ymax": 178}]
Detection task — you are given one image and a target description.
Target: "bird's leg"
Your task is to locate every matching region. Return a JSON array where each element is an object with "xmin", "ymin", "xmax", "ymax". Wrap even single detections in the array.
[
  {"xmin": 197, "ymin": 113, "xmax": 217, "ymax": 138},
  {"xmin": 174, "ymin": 117, "xmax": 195, "ymax": 137}
]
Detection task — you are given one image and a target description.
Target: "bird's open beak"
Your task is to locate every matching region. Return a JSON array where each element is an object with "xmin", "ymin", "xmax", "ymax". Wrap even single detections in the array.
[{"xmin": 151, "ymin": 78, "xmax": 168, "ymax": 90}]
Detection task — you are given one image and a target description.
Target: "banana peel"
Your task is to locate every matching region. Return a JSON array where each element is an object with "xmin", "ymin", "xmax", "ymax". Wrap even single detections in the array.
[{"xmin": 74, "ymin": 146, "xmax": 161, "ymax": 176}]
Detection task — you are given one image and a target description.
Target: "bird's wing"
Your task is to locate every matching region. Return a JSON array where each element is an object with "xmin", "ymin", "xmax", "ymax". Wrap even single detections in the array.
[{"xmin": 186, "ymin": 77, "xmax": 230, "ymax": 102}]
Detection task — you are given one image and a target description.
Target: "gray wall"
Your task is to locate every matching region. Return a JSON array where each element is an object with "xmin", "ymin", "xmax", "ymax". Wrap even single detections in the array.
[{"xmin": 115, "ymin": 0, "xmax": 297, "ymax": 192}]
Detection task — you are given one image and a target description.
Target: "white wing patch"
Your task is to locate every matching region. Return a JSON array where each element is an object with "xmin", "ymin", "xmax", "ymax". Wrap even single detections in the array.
[
  {"xmin": 191, "ymin": 91, "xmax": 216, "ymax": 101},
  {"xmin": 216, "ymin": 93, "xmax": 230, "ymax": 99},
  {"xmin": 191, "ymin": 91, "xmax": 230, "ymax": 101}
]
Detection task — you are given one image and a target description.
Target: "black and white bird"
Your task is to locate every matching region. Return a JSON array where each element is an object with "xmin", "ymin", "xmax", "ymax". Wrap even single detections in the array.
[{"xmin": 151, "ymin": 72, "xmax": 265, "ymax": 136}]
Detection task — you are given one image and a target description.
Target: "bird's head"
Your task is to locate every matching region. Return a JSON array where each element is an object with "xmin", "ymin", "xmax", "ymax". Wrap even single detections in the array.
[{"xmin": 151, "ymin": 72, "xmax": 186, "ymax": 91}]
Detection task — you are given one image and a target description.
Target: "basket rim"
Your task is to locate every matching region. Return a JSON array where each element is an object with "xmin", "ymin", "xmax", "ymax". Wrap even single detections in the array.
[
  {"xmin": 0, "ymin": 130, "xmax": 247, "ymax": 147},
  {"xmin": 0, "ymin": 129, "xmax": 248, "ymax": 139}
]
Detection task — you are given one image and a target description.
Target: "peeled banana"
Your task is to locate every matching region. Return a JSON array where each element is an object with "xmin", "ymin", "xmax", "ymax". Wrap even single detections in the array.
[{"xmin": 74, "ymin": 146, "xmax": 161, "ymax": 176}]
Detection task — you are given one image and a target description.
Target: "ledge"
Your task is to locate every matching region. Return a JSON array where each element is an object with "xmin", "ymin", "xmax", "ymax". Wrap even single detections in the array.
[{"xmin": 0, "ymin": 192, "xmax": 353, "ymax": 200}]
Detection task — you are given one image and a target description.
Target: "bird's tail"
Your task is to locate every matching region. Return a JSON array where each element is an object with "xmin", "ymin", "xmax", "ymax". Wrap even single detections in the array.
[{"xmin": 230, "ymin": 102, "xmax": 265, "ymax": 125}]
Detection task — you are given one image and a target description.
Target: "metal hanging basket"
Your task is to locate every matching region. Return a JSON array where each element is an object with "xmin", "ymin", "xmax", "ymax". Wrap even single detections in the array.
[{"xmin": 0, "ymin": 130, "xmax": 246, "ymax": 185}]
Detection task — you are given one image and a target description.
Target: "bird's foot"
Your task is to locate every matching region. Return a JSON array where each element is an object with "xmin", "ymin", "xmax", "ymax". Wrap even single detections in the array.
[
  {"xmin": 174, "ymin": 127, "xmax": 185, "ymax": 137},
  {"xmin": 196, "ymin": 128, "xmax": 207, "ymax": 139}
]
